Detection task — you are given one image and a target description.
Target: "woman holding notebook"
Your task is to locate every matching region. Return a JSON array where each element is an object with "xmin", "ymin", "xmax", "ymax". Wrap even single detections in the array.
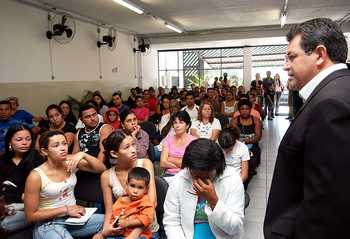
[{"xmin": 24, "ymin": 130, "xmax": 106, "ymax": 239}]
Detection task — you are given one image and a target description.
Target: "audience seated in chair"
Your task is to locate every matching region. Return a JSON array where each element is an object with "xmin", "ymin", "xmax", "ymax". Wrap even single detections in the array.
[
  {"xmin": 132, "ymin": 95, "xmax": 150, "ymax": 123},
  {"xmin": 163, "ymin": 139, "xmax": 245, "ymax": 239},
  {"xmin": 190, "ymin": 101, "xmax": 222, "ymax": 141},
  {"xmin": 220, "ymin": 90, "xmax": 236, "ymax": 124},
  {"xmin": 73, "ymin": 104, "xmax": 113, "ymax": 212},
  {"xmin": 231, "ymin": 99, "xmax": 262, "ymax": 186},
  {"xmin": 91, "ymin": 92, "xmax": 109, "ymax": 117},
  {"xmin": 99, "ymin": 130, "xmax": 159, "ymax": 238},
  {"xmin": 160, "ymin": 111, "xmax": 196, "ymax": 181},
  {"xmin": 59, "ymin": 100, "xmax": 78, "ymax": 126},
  {"xmin": 24, "ymin": 131, "xmax": 106, "ymax": 239},
  {"xmin": 181, "ymin": 91, "xmax": 199, "ymax": 122},
  {"xmin": 36, "ymin": 104, "xmax": 76, "ymax": 154},
  {"xmin": 0, "ymin": 124, "xmax": 44, "ymax": 234},
  {"xmin": 218, "ymin": 128, "xmax": 250, "ymax": 188},
  {"xmin": 120, "ymin": 110, "xmax": 149, "ymax": 159},
  {"xmin": 104, "ymin": 107, "xmax": 121, "ymax": 130},
  {"xmin": 0, "ymin": 101, "xmax": 30, "ymax": 156}
]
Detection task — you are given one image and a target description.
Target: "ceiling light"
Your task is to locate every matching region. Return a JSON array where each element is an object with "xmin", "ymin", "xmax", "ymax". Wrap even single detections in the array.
[
  {"xmin": 113, "ymin": 0, "xmax": 144, "ymax": 14},
  {"xmin": 165, "ymin": 23, "xmax": 183, "ymax": 33},
  {"xmin": 280, "ymin": 13, "xmax": 287, "ymax": 28},
  {"xmin": 280, "ymin": 0, "xmax": 288, "ymax": 28}
]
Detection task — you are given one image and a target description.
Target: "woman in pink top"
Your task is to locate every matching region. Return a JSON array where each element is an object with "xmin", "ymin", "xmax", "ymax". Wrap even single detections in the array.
[
  {"xmin": 131, "ymin": 96, "xmax": 149, "ymax": 122},
  {"xmin": 160, "ymin": 111, "xmax": 195, "ymax": 177}
]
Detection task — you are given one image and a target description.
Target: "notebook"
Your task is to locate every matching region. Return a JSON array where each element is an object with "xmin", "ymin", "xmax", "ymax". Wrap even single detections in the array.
[{"xmin": 63, "ymin": 207, "xmax": 97, "ymax": 225}]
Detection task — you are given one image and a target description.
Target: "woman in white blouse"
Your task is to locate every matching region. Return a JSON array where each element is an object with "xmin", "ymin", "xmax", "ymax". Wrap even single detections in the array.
[{"xmin": 190, "ymin": 101, "xmax": 222, "ymax": 141}]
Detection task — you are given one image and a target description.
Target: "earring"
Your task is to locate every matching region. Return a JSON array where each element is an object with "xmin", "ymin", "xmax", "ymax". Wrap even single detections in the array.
[{"xmin": 9, "ymin": 145, "xmax": 12, "ymax": 151}]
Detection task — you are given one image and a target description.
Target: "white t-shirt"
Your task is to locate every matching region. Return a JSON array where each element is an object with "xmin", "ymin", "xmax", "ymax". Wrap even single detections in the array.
[
  {"xmin": 181, "ymin": 105, "xmax": 199, "ymax": 122},
  {"xmin": 224, "ymin": 140, "xmax": 250, "ymax": 174},
  {"xmin": 191, "ymin": 118, "xmax": 221, "ymax": 139}
]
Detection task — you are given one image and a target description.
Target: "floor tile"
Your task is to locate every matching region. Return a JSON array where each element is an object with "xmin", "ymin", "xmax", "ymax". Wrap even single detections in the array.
[{"xmin": 243, "ymin": 115, "xmax": 290, "ymax": 238}]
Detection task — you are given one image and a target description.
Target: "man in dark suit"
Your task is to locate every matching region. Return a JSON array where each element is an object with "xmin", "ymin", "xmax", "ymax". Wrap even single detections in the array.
[{"xmin": 264, "ymin": 18, "xmax": 350, "ymax": 239}]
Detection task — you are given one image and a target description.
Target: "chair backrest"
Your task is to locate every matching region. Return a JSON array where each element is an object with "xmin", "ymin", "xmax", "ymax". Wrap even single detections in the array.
[
  {"xmin": 139, "ymin": 121, "xmax": 157, "ymax": 140},
  {"xmin": 147, "ymin": 141, "xmax": 156, "ymax": 163},
  {"xmin": 155, "ymin": 176, "xmax": 169, "ymax": 238},
  {"xmin": 74, "ymin": 171, "xmax": 104, "ymax": 213},
  {"xmin": 215, "ymin": 113, "xmax": 230, "ymax": 129}
]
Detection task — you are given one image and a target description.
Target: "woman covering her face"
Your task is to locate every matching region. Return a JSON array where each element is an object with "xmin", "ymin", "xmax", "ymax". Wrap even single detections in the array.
[{"xmin": 163, "ymin": 138, "xmax": 245, "ymax": 239}]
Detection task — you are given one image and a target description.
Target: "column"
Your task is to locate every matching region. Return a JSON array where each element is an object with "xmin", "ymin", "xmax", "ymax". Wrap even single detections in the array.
[{"xmin": 243, "ymin": 46, "xmax": 253, "ymax": 91}]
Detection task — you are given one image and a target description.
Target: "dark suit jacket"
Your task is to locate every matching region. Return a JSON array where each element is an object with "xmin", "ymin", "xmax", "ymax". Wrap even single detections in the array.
[{"xmin": 264, "ymin": 68, "xmax": 350, "ymax": 239}]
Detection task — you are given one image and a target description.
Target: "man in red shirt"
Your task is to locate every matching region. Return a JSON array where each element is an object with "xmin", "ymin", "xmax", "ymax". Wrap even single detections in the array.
[{"xmin": 146, "ymin": 87, "xmax": 158, "ymax": 116}]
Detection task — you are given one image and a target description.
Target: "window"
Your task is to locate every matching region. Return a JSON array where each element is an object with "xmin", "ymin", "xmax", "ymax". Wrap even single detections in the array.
[
  {"xmin": 158, "ymin": 47, "xmax": 244, "ymax": 89},
  {"xmin": 158, "ymin": 45, "xmax": 288, "ymax": 89}
]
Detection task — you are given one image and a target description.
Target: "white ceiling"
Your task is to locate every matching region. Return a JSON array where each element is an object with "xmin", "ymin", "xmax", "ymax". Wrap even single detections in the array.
[{"xmin": 28, "ymin": 0, "xmax": 350, "ymax": 35}]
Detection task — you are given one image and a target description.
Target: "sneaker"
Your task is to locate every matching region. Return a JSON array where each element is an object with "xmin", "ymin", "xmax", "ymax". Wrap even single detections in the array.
[{"xmin": 268, "ymin": 117, "xmax": 273, "ymax": 120}]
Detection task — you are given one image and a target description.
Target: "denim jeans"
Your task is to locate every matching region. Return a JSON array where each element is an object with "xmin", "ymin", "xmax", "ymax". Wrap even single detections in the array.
[
  {"xmin": 0, "ymin": 211, "xmax": 32, "ymax": 232},
  {"xmin": 33, "ymin": 213, "xmax": 104, "ymax": 239}
]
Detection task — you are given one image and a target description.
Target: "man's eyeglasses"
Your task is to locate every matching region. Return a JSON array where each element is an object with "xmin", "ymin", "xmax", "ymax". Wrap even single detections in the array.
[{"xmin": 285, "ymin": 50, "xmax": 313, "ymax": 63}]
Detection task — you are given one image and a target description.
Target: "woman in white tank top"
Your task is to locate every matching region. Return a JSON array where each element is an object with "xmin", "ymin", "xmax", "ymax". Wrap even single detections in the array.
[
  {"xmin": 220, "ymin": 90, "xmax": 237, "ymax": 124},
  {"xmin": 99, "ymin": 130, "xmax": 159, "ymax": 238},
  {"xmin": 24, "ymin": 131, "xmax": 107, "ymax": 239}
]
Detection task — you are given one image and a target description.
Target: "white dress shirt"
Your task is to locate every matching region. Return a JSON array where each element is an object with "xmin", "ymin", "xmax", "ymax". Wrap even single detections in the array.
[{"xmin": 299, "ymin": 63, "xmax": 348, "ymax": 101}]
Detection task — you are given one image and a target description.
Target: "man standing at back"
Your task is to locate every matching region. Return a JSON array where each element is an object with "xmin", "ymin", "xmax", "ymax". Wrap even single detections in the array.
[
  {"xmin": 264, "ymin": 18, "xmax": 350, "ymax": 238},
  {"xmin": 262, "ymin": 71, "xmax": 275, "ymax": 120}
]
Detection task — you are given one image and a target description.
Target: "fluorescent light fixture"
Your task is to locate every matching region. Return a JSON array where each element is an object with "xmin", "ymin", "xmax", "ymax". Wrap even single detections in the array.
[
  {"xmin": 113, "ymin": 0, "xmax": 144, "ymax": 14},
  {"xmin": 165, "ymin": 23, "xmax": 182, "ymax": 33},
  {"xmin": 280, "ymin": 13, "xmax": 287, "ymax": 28},
  {"xmin": 281, "ymin": 0, "xmax": 288, "ymax": 28}
]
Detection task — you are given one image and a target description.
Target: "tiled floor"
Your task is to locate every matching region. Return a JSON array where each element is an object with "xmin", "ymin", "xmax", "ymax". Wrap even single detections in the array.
[{"xmin": 243, "ymin": 115, "xmax": 291, "ymax": 239}]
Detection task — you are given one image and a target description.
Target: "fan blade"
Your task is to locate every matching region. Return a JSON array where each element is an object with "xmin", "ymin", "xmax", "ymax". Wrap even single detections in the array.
[
  {"xmin": 65, "ymin": 28, "xmax": 73, "ymax": 38},
  {"xmin": 46, "ymin": 31, "xmax": 53, "ymax": 39},
  {"xmin": 62, "ymin": 15, "xmax": 67, "ymax": 25}
]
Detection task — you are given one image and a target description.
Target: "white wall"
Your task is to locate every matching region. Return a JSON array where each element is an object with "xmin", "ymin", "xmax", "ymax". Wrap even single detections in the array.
[{"xmin": 0, "ymin": 0, "xmax": 139, "ymax": 115}]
